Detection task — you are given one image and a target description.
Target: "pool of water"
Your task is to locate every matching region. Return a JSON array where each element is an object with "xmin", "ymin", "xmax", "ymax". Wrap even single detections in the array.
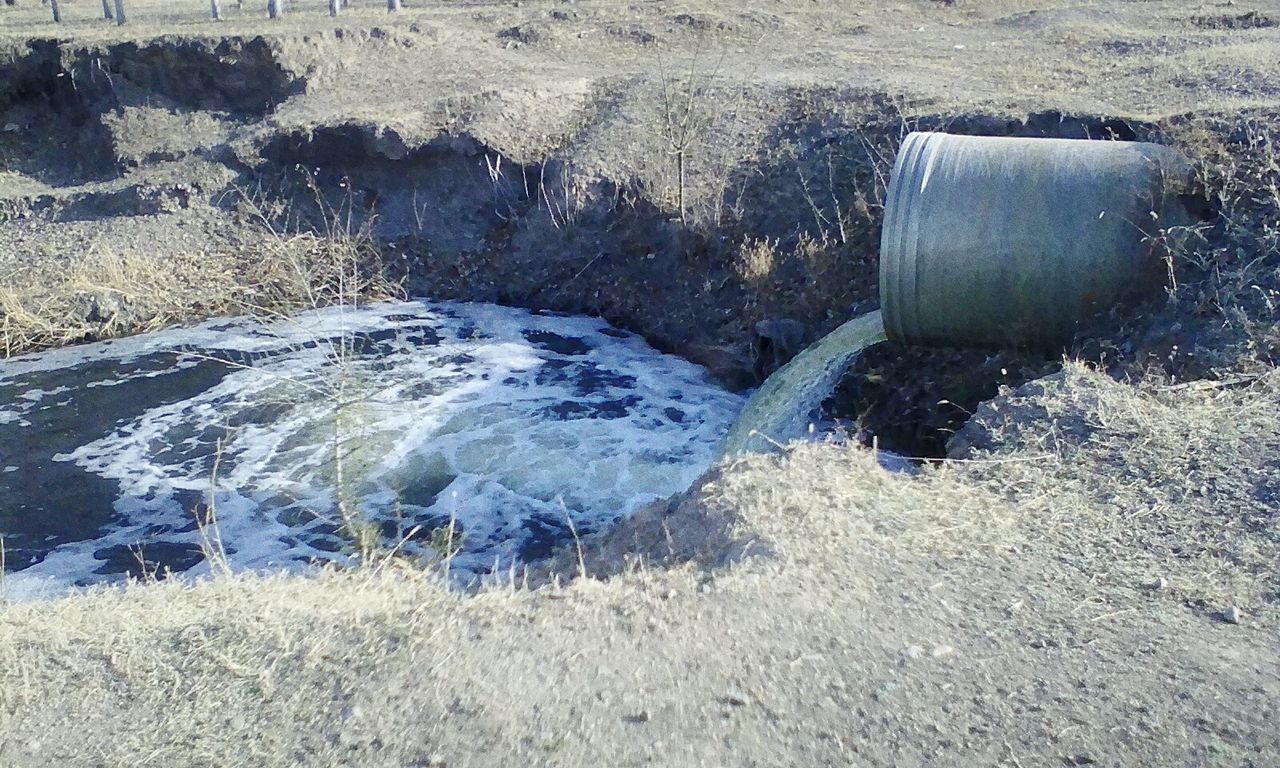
[{"xmin": 0, "ymin": 301, "xmax": 744, "ymax": 598}]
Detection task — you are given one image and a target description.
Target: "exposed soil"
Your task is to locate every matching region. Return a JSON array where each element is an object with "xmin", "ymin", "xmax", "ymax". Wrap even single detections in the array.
[{"xmin": 0, "ymin": 0, "xmax": 1278, "ymax": 765}]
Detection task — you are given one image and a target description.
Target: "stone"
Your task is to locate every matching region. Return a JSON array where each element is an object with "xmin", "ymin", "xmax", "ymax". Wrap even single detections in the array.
[{"xmin": 70, "ymin": 290, "xmax": 127, "ymax": 325}]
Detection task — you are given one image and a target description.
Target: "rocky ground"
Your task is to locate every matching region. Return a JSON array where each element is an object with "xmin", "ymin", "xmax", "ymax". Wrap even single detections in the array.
[{"xmin": 0, "ymin": 0, "xmax": 1278, "ymax": 765}]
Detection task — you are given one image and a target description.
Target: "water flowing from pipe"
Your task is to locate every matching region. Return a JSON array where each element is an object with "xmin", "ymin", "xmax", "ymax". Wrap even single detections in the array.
[{"xmin": 720, "ymin": 310, "xmax": 887, "ymax": 457}]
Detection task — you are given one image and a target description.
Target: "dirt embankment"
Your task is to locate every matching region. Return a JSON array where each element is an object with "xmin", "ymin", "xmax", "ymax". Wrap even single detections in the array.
[{"xmin": 4, "ymin": 1, "xmax": 1277, "ymax": 450}]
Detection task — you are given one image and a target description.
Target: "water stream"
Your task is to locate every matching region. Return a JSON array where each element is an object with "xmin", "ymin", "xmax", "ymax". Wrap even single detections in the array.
[
  {"xmin": 0, "ymin": 301, "xmax": 744, "ymax": 598},
  {"xmin": 0, "ymin": 303, "xmax": 894, "ymax": 599},
  {"xmin": 719, "ymin": 311, "xmax": 887, "ymax": 457}
]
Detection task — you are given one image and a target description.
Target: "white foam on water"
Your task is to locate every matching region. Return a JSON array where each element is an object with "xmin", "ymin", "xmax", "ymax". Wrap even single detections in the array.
[{"xmin": 0, "ymin": 301, "xmax": 744, "ymax": 597}]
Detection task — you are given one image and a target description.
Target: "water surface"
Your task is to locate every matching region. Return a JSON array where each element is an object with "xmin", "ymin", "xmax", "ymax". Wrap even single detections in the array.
[{"xmin": 0, "ymin": 301, "xmax": 744, "ymax": 598}]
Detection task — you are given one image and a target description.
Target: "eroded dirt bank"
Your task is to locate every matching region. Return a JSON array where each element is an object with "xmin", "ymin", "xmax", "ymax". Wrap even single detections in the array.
[
  {"xmin": 2, "ymin": 1, "xmax": 1278, "ymax": 451},
  {"xmin": 0, "ymin": 0, "xmax": 1278, "ymax": 765}
]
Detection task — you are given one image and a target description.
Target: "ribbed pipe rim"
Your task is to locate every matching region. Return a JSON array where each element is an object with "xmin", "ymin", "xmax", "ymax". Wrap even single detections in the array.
[{"xmin": 878, "ymin": 131, "xmax": 938, "ymax": 345}]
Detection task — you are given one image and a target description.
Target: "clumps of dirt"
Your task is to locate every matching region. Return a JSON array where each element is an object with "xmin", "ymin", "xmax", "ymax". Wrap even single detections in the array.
[
  {"xmin": 1116, "ymin": 113, "xmax": 1280, "ymax": 379},
  {"xmin": 951, "ymin": 363, "xmax": 1280, "ymax": 616},
  {"xmin": 1188, "ymin": 10, "xmax": 1277, "ymax": 30},
  {"xmin": 827, "ymin": 343, "xmax": 1061, "ymax": 458},
  {"xmin": 497, "ymin": 24, "xmax": 549, "ymax": 47},
  {"xmin": 0, "ymin": 36, "xmax": 302, "ymax": 190},
  {"xmin": 82, "ymin": 36, "xmax": 303, "ymax": 115}
]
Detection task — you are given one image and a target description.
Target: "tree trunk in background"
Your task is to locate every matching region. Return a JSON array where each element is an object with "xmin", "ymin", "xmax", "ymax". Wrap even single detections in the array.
[
  {"xmin": 210, "ymin": 0, "xmax": 220, "ymax": 19},
  {"xmin": 113, "ymin": 0, "xmax": 125, "ymax": 23},
  {"xmin": 49, "ymin": 0, "xmax": 60, "ymax": 22},
  {"xmin": 387, "ymin": 0, "xmax": 400, "ymax": 11},
  {"xmin": 328, "ymin": 0, "xmax": 337, "ymax": 16},
  {"xmin": 101, "ymin": 0, "xmax": 113, "ymax": 19},
  {"xmin": 267, "ymin": 0, "xmax": 282, "ymax": 18}
]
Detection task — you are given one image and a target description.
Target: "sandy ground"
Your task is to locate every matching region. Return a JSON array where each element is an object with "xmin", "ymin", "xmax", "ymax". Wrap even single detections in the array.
[{"xmin": 0, "ymin": 0, "xmax": 1278, "ymax": 765}]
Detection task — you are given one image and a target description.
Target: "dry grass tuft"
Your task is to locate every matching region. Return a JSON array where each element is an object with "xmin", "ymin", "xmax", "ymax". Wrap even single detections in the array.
[{"xmin": 0, "ymin": 192, "xmax": 402, "ymax": 359}]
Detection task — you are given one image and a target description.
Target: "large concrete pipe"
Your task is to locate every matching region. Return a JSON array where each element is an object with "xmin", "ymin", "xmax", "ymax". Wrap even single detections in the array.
[{"xmin": 879, "ymin": 132, "xmax": 1194, "ymax": 348}]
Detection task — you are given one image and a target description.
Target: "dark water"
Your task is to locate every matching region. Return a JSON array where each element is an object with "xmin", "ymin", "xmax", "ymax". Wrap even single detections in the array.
[{"xmin": 0, "ymin": 301, "xmax": 743, "ymax": 598}]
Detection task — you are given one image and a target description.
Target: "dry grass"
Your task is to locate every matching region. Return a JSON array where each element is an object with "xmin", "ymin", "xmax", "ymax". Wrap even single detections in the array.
[
  {"xmin": 0, "ymin": 193, "xmax": 403, "ymax": 359},
  {"xmin": 3, "ymin": 411, "xmax": 1276, "ymax": 766},
  {"xmin": 953, "ymin": 363, "xmax": 1280, "ymax": 613},
  {"xmin": 1148, "ymin": 116, "xmax": 1280, "ymax": 375}
]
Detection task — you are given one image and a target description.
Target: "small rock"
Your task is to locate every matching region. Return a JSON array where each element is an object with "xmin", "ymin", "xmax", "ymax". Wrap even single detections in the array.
[
  {"xmin": 1222, "ymin": 606, "xmax": 1244, "ymax": 624},
  {"xmin": 3, "ymin": 122, "xmax": 19, "ymax": 133},
  {"xmin": 902, "ymin": 644, "xmax": 925, "ymax": 660},
  {"xmin": 1147, "ymin": 576, "xmax": 1168, "ymax": 591},
  {"xmin": 931, "ymin": 644, "xmax": 955, "ymax": 658},
  {"xmin": 724, "ymin": 691, "xmax": 750, "ymax": 707},
  {"xmin": 623, "ymin": 710, "xmax": 650, "ymax": 723},
  {"xmin": 699, "ymin": 582, "xmax": 714, "ymax": 594},
  {"xmin": 71, "ymin": 290, "xmax": 127, "ymax": 324}
]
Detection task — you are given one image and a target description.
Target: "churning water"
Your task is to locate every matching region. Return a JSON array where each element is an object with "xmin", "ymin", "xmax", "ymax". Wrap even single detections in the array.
[{"xmin": 0, "ymin": 301, "xmax": 744, "ymax": 598}]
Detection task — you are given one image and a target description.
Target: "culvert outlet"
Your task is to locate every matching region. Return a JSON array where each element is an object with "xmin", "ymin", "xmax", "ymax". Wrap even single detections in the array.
[{"xmin": 879, "ymin": 131, "xmax": 1194, "ymax": 349}]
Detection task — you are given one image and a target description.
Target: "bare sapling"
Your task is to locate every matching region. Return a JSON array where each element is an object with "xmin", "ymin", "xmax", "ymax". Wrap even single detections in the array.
[
  {"xmin": 49, "ymin": 0, "xmax": 61, "ymax": 22},
  {"xmin": 655, "ymin": 39, "xmax": 732, "ymax": 226}
]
